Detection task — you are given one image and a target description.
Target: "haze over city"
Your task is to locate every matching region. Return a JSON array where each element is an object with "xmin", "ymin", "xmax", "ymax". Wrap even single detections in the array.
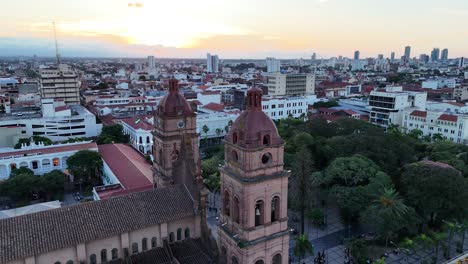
[{"xmin": 1, "ymin": 0, "xmax": 468, "ymax": 58}]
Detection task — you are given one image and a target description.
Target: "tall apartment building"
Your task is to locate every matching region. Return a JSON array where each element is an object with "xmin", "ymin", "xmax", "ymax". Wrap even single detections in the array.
[
  {"xmin": 368, "ymin": 86, "xmax": 427, "ymax": 127},
  {"xmin": 261, "ymin": 95, "xmax": 318, "ymax": 120},
  {"xmin": 391, "ymin": 52, "xmax": 396, "ymax": 61},
  {"xmin": 431, "ymin": 48, "xmax": 440, "ymax": 62},
  {"xmin": 147, "ymin": 55, "xmax": 156, "ymax": 68},
  {"xmin": 441, "ymin": 49, "xmax": 449, "ymax": 61},
  {"xmin": 266, "ymin": 72, "xmax": 315, "ymax": 96},
  {"xmin": 266, "ymin": 57, "xmax": 281, "ymax": 72},
  {"xmin": 206, "ymin": 53, "xmax": 219, "ymax": 73},
  {"xmin": 453, "ymin": 86, "xmax": 468, "ymax": 101},
  {"xmin": 404, "ymin": 46, "xmax": 411, "ymax": 60},
  {"xmin": 40, "ymin": 64, "xmax": 80, "ymax": 105},
  {"xmin": 354, "ymin": 50, "xmax": 360, "ymax": 60}
]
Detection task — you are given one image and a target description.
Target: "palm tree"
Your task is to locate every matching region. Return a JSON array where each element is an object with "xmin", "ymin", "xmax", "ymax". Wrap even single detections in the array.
[
  {"xmin": 456, "ymin": 220, "xmax": 468, "ymax": 253},
  {"xmin": 215, "ymin": 128, "xmax": 222, "ymax": 137},
  {"xmin": 431, "ymin": 231, "xmax": 447, "ymax": 264},
  {"xmin": 443, "ymin": 220, "xmax": 456, "ymax": 259},
  {"xmin": 400, "ymin": 238, "xmax": 416, "ymax": 263},
  {"xmin": 364, "ymin": 187, "xmax": 410, "ymax": 249},
  {"xmin": 294, "ymin": 234, "xmax": 314, "ymax": 263}
]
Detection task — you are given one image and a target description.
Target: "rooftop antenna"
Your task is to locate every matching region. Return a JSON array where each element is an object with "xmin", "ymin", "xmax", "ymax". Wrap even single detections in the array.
[{"xmin": 52, "ymin": 21, "xmax": 61, "ymax": 65}]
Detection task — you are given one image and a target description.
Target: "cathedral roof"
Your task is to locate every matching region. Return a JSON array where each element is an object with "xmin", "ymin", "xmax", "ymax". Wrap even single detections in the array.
[
  {"xmin": 225, "ymin": 87, "xmax": 283, "ymax": 148},
  {"xmin": 156, "ymin": 79, "xmax": 194, "ymax": 117},
  {"xmin": 0, "ymin": 185, "xmax": 196, "ymax": 263}
]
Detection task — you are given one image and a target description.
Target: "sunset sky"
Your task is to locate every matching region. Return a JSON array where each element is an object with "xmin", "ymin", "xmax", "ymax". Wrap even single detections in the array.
[{"xmin": 1, "ymin": 0, "xmax": 467, "ymax": 58}]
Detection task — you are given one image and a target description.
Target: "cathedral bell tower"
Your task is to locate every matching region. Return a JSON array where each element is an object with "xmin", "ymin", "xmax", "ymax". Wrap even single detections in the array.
[
  {"xmin": 218, "ymin": 87, "xmax": 289, "ymax": 264},
  {"xmin": 152, "ymin": 79, "xmax": 202, "ymax": 195}
]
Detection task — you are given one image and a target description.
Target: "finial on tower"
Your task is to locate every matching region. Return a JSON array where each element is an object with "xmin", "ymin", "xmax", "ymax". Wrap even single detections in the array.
[
  {"xmin": 246, "ymin": 87, "xmax": 263, "ymax": 111},
  {"xmin": 168, "ymin": 78, "xmax": 179, "ymax": 93}
]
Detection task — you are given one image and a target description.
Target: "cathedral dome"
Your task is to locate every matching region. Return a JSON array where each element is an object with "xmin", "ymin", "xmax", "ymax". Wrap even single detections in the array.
[
  {"xmin": 225, "ymin": 87, "xmax": 283, "ymax": 148},
  {"xmin": 156, "ymin": 79, "xmax": 194, "ymax": 117}
]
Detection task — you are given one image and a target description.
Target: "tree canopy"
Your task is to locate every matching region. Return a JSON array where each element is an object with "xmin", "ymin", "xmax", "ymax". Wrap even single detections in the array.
[
  {"xmin": 66, "ymin": 150, "xmax": 103, "ymax": 187},
  {"xmin": 97, "ymin": 124, "xmax": 129, "ymax": 144}
]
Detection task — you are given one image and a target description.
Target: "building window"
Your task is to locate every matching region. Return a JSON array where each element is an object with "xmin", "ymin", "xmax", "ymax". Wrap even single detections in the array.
[
  {"xmin": 90, "ymin": 254, "xmax": 97, "ymax": 264},
  {"xmin": 223, "ymin": 190, "xmax": 230, "ymax": 216},
  {"xmin": 32, "ymin": 161, "xmax": 39, "ymax": 169},
  {"xmin": 66, "ymin": 261, "xmax": 73, "ymax": 264},
  {"xmin": 169, "ymin": 232, "xmax": 175, "ymax": 243},
  {"xmin": 232, "ymin": 132, "xmax": 238, "ymax": 144},
  {"xmin": 232, "ymin": 256, "xmax": 239, "ymax": 264},
  {"xmin": 261, "ymin": 153, "xmax": 272, "ymax": 164},
  {"xmin": 142, "ymin": 238, "xmax": 148, "ymax": 251},
  {"xmin": 263, "ymin": 135, "xmax": 270, "ymax": 146},
  {"xmin": 233, "ymin": 196, "xmax": 240, "ymax": 224},
  {"xmin": 255, "ymin": 260, "xmax": 265, "ymax": 264},
  {"xmin": 271, "ymin": 196, "xmax": 280, "ymax": 222},
  {"xmin": 255, "ymin": 200, "xmax": 265, "ymax": 227},
  {"xmin": 111, "ymin": 248, "xmax": 118, "ymax": 259},
  {"xmin": 53, "ymin": 158, "xmax": 60, "ymax": 167},
  {"xmin": 100, "ymin": 249, "xmax": 107, "ymax": 263},
  {"xmin": 151, "ymin": 237, "xmax": 157, "ymax": 248},
  {"xmin": 185, "ymin": 228, "xmax": 190, "ymax": 239},
  {"xmin": 272, "ymin": 254, "xmax": 282, "ymax": 264},
  {"xmin": 177, "ymin": 228, "xmax": 182, "ymax": 241},
  {"xmin": 131, "ymin": 243, "xmax": 138, "ymax": 254}
]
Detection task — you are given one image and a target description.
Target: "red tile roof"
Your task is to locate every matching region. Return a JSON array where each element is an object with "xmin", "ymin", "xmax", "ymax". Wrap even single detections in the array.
[
  {"xmin": 410, "ymin": 110, "xmax": 427, "ymax": 118},
  {"xmin": 120, "ymin": 116, "xmax": 153, "ymax": 131},
  {"xmin": 200, "ymin": 91, "xmax": 220, "ymax": 95},
  {"xmin": 0, "ymin": 142, "xmax": 98, "ymax": 158},
  {"xmin": 202, "ymin": 102, "xmax": 224, "ymax": 112},
  {"xmin": 318, "ymin": 107, "xmax": 338, "ymax": 114},
  {"xmin": 438, "ymin": 114, "xmax": 458, "ymax": 122},
  {"xmin": 447, "ymin": 102, "xmax": 465, "ymax": 107},
  {"xmin": 55, "ymin": 105, "xmax": 69, "ymax": 112},
  {"xmin": 97, "ymin": 144, "xmax": 153, "ymax": 194}
]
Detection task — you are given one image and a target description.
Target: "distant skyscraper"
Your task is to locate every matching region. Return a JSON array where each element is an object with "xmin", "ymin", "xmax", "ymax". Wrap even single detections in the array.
[
  {"xmin": 266, "ymin": 57, "xmax": 281, "ymax": 72},
  {"xmin": 311, "ymin": 53, "xmax": 317, "ymax": 61},
  {"xmin": 147, "ymin": 56, "xmax": 156, "ymax": 68},
  {"xmin": 390, "ymin": 52, "xmax": 395, "ymax": 61},
  {"xmin": 354, "ymin": 50, "xmax": 360, "ymax": 60},
  {"xmin": 419, "ymin": 54, "xmax": 429, "ymax": 64},
  {"xmin": 206, "ymin": 53, "xmax": 219, "ymax": 73},
  {"xmin": 404, "ymin": 46, "xmax": 411, "ymax": 60},
  {"xmin": 378, "ymin": 54, "xmax": 384, "ymax": 60},
  {"xmin": 460, "ymin": 57, "xmax": 466, "ymax": 68},
  {"xmin": 431, "ymin": 48, "xmax": 440, "ymax": 62},
  {"xmin": 441, "ymin": 49, "xmax": 448, "ymax": 61}
]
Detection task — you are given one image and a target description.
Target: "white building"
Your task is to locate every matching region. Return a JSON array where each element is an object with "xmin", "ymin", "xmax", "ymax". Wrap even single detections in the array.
[
  {"xmin": 266, "ymin": 57, "xmax": 281, "ymax": 73},
  {"xmin": 40, "ymin": 64, "xmax": 80, "ymax": 105},
  {"xmin": 262, "ymin": 95, "xmax": 318, "ymax": 120},
  {"xmin": 0, "ymin": 99, "xmax": 102, "ymax": 142},
  {"xmin": 266, "ymin": 72, "xmax": 315, "ymax": 96},
  {"xmin": 0, "ymin": 141, "xmax": 98, "ymax": 180},
  {"xmin": 401, "ymin": 109, "xmax": 468, "ymax": 144},
  {"xmin": 0, "ymin": 95, "xmax": 11, "ymax": 114},
  {"xmin": 368, "ymin": 86, "xmax": 427, "ymax": 127},
  {"xmin": 196, "ymin": 92, "xmax": 221, "ymax": 106},
  {"xmin": 197, "ymin": 110, "xmax": 239, "ymax": 139},
  {"xmin": 206, "ymin": 53, "xmax": 219, "ymax": 73},
  {"xmin": 120, "ymin": 116, "xmax": 154, "ymax": 155},
  {"xmin": 147, "ymin": 56, "xmax": 156, "ymax": 68},
  {"xmin": 426, "ymin": 101, "xmax": 468, "ymax": 114},
  {"xmin": 422, "ymin": 78, "xmax": 457, "ymax": 89}
]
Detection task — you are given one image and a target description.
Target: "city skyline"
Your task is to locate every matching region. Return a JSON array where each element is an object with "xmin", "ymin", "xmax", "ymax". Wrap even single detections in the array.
[{"xmin": 0, "ymin": 0, "xmax": 467, "ymax": 58}]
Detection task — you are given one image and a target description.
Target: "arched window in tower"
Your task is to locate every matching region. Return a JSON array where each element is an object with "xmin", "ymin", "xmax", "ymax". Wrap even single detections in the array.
[
  {"xmin": 151, "ymin": 237, "xmax": 157, "ymax": 248},
  {"xmin": 261, "ymin": 153, "xmax": 272, "ymax": 165},
  {"xmin": 254, "ymin": 260, "xmax": 265, "ymax": 264},
  {"xmin": 231, "ymin": 150, "xmax": 238, "ymax": 162},
  {"xmin": 111, "ymin": 248, "xmax": 118, "ymax": 259},
  {"xmin": 232, "ymin": 256, "xmax": 239, "ymax": 264},
  {"xmin": 177, "ymin": 228, "xmax": 182, "ymax": 240},
  {"xmin": 169, "ymin": 232, "xmax": 175, "ymax": 243},
  {"xmin": 100, "ymin": 249, "xmax": 107, "ymax": 263},
  {"xmin": 263, "ymin": 134, "xmax": 270, "ymax": 146},
  {"xmin": 139, "ymin": 136, "xmax": 142, "ymax": 144},
  {"xmin": 223, "ymin": 190, "xmax": 231, "ymax": 216},
  {"xmin": 89, "ymin": 254, "xmax": 97, "ymax": 264},
  {"xmin": 232, "ymin": 132, "xmax": 238, "ymax": 144},
  {"xmin": 255, "ymin": 200, "xmax": 264, "ymax": 226},
  {"xmin": 185, "ymin": 228, "xmax": 190, "ymax": 238},
  {"xmin": 233, "ymin": 196, "xmax": 240, "ymax": 224},
  {"xmin": 142, "ymin": 238, "xmax": 148, "ymax": 251},
  {"xmin": 271, "ymin": 196, "xmax": 280, "ymax": 222},
  {"xmin": 131, "ymin": 242, "xmax": 138, "ymax": 254},
  {"xmin": 158, "ymin": 149, "xmax": 163, "ymax": 164},
  {"xmin": 146, "ymin": 136, "xmax": 150, "ymax": 144},
  {"xmin": 272, "ymin": 254, "xmax": 282, "ymax": 264}
]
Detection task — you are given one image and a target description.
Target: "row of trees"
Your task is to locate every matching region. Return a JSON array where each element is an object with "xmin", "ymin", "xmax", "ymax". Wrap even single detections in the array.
[{"xmin": 0, "ymin": 168, "xmax": 66, "ymax": 206}]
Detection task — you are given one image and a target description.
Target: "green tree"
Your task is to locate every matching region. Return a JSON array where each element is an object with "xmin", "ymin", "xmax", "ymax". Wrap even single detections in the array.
[
  {"xmin": 294, "ymin": 234, "xmax": 314, "ymax": 263},
  {"xmin": 290, "ymin": 147, "xmax": 314, "ymax": 234},
  {"xmin": 345, "ymin": 238, "xmax": 369, "ymax": 264},
  {"xmin": 0, "ymin": 173, "xmax": 40, "ymax": 202},
  {"xmin": 97, "ymin": 124, "xmax": 129, "ymax": 144},
  {"xmin": 10, "ymin": 167, "xmax": 34, "ymax": 177},
  {"xmin": 401, "ymin": 162, "xmax": 468, "ymax": 228},
  {"xmin": 0, "ymin": 104, "xmax": 5, "ymax": 114},
  {"xmin": 202, "ymin": 156, "xmax": 221, "ymax": 192},
  {"xmin": 66, "ymin": 150, "xmax": 103, "ymax": 187},
  {"xmin": 215, "ymin": 128, "xmax": 222, "ymax": 137},
  {"xmin": 407, "ymin": 129, "xmax": 423, "ymax": 140},
  {"xmin": 40, "ymin": 170, "xmax": 66, "ymax": 200},
  {"xmin": 363, "ymin": 188, "xmax": 412, "ymax": 249},
  {"xmin": 14, "ymin": 136, "xmax": 53, "ymax": 149},
  {"xmin": 430, "ymin": 231, "xmax": 447, "ymax": 264}
]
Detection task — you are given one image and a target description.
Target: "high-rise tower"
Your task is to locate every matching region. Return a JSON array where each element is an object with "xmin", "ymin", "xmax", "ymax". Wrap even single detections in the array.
[{"xmin": 218, "ymin": 87, "xmax": 289, "ymax": 264}]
